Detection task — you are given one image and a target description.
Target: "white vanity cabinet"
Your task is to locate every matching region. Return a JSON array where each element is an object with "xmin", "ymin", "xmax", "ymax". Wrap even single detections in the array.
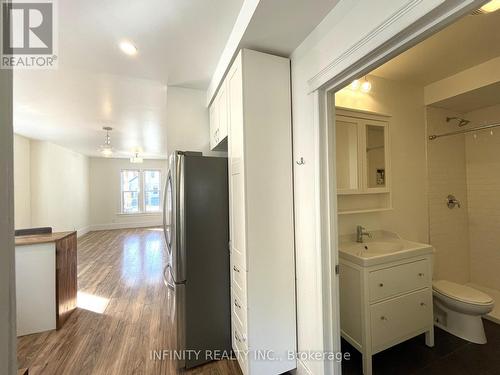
[
  {"xmin": 226, "ymin": 49, "xmax": 296, "ymax": 375},
  {"xmin": 209, "ymin": 79, "xmax": 228, "ymax": 150},
  {"xmin": 340, "ymin": 254, "xmax": 434, "ymax": 375}
]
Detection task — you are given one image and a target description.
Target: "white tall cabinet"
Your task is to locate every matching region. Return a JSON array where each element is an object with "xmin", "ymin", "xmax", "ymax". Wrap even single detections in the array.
[{"xmin": 222, "ymin": 49, "xmax": 297, "ymax": 375}]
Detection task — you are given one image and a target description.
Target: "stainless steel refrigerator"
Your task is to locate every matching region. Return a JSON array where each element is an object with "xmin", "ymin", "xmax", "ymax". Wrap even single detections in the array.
[{"xmin": 162, "ymin": 151, "xmax": 231, "ymax": 369}]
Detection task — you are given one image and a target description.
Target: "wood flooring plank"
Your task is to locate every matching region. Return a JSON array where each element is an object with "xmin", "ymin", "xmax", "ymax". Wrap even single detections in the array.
[{"xmin": 18, "ymin": 228, "xmax": 242, "ymax": 375}]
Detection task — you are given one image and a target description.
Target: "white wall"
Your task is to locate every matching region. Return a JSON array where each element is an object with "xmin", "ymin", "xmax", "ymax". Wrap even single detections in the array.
[
  {"xmin": 89, "ymin": 157, "xmax": 167, "ymax": 230},
  {"xmin": 335, "ymin": 75, "xmax": 429, "ymax": 242},
  {"xmin": 166, "ymin": 86, "xmax": 226, "ymax": 157},
  {"xmin": 0, "ymin": 64, "xmax": 16, "ymax": 375},
  {"xmin": 13, "ymin": 134, "xmax": 31, "ymax": 229},
  {"xmin": 29, "ymin": 140, "xmax": 90, "ymax": 235}
]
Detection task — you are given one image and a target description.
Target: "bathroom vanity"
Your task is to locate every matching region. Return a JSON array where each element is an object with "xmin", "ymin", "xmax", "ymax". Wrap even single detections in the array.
[{"xmin": 339, "ymin": 231, "xmax": 434, "ymax": 375}]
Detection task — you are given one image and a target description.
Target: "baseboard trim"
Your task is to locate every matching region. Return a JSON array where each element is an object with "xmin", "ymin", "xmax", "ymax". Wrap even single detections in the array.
[
  {"xmin": 77, "ymin": 226, "xmax": 90, "ymax": 238},
  {"xmin": 89, "ymin": 221, "xmax": 162, "ymax": 232}
]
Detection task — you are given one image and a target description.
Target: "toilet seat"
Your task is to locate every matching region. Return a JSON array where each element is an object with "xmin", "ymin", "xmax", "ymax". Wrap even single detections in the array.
[{"xmin": 433, "ymin": 280, "xmax": 493, "ymax": 306}]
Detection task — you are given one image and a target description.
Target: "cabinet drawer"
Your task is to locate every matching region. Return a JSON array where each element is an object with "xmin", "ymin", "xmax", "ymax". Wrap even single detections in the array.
[
  {"xmin": 231, "ymin": 257, "xmax": 247, "ymax": 301},
  {"xmin": 232, "ymin": 324, "xmax": 249, "ymax": 375},
  {"xmin": 369, "ymin": 259, "xmax": 429, "ymax": 302},
  {"xmin": 232, "ymin": 290, "xmax": 248, "ymax": 334},
  {"xmin": 370, "ymin": 288, "xmax": 432, "ymax": 352}
]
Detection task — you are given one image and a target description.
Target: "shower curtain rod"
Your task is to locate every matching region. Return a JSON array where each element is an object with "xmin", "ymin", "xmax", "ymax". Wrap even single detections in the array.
[{"xmin": 428, "ymin": 121, "xmax": 500, "ymax": 140}]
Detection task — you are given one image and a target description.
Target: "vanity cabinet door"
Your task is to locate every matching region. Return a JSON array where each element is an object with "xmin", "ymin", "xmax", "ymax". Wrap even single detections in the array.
[
  {"xmin": 370, "ymin": 288, "xmax": 432, "ymax": 352},
  {"xmin": 368, "ymin": 259, "xmax": 430, "ymax": 302}
]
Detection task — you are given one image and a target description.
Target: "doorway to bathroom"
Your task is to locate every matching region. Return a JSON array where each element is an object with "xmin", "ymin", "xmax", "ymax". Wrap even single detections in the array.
[{"xmin": 325, "ymin": 4, "xmax": 500, "ymax": 374}]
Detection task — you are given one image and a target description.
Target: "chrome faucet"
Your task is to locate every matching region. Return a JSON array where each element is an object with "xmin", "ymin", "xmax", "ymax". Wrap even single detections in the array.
[{"xmin": 356, "ymin": 225, "xmax": 371, "ymax": 243}]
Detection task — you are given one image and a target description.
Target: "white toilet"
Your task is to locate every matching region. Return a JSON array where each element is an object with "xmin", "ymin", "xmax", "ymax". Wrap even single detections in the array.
[{"xmin": 432, "ymin": 280, "xmax": 494, "ymax": 344}]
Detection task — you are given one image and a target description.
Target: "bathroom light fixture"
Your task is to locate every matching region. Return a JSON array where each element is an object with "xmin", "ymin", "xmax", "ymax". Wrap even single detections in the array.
[
  {"xmin": 130, "ymin": 152, "xmax": 143, "ymax": 164},
  {"xmin": 360, "ymin": 78, "xmax": 372, "ymax": 93},
  {"xmin": 350, "ymin": 79, "xmax": 361, "ymax": 90},
  {"xmin": 119, "ymin": 40, "xmax": 138, "ymax": 56},
  {"xmin": 99, "ymin": 126, "xmax": 114, "ymax": 157},
  {"xmin": 350, "ymin": 77, "xmax": 372, "ymax": 93}
]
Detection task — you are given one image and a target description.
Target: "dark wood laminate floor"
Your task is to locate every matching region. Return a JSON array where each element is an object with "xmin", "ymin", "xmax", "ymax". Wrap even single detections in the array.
[
  {"xmin": 341, "ymin": 319, "xmax": 500, "ymax": 374},
  {"xmin": 17, "ymin": 228, "xmax": 242, "ymax": 375}
]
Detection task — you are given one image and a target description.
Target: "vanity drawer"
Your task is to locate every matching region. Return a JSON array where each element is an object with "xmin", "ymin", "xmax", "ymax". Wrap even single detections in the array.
[
  {"xmin": 232, "ymin": 324, "xmax": 249, "ymax": 375},
  {"xmin": 368, "ymin": 259, "xmax": 429, "ymax": 302},
  {"xmin": 370, "ymin": 288, "xmax": 432, "ymax": 352}
]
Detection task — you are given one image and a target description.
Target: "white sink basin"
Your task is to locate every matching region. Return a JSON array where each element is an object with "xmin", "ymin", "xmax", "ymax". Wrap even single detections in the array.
[{"xmin": 339, "ymin": 231, "xmax": 433, "ymax": 266}]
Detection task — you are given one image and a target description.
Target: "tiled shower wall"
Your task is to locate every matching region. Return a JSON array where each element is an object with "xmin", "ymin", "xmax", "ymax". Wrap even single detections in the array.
[
  {"xmin": 465, "ymin": 104, "xmax": 500, "ymax": 290},
  {"xmin": 427, "ymin": 103, "xmax": 500, "ymax": 290},
  {"xmin": 427, "ymin": 106, "xmax": 470, "ymax": 284}
]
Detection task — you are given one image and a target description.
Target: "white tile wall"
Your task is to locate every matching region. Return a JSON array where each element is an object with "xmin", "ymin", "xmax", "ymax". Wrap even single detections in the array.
[
  {"xmin": 465, "ymin": 103, "xmax": 500, "ymax": 290},
  {"xmin": 427, "ymin": 106, "xmax": 470, "ymax": 283}
]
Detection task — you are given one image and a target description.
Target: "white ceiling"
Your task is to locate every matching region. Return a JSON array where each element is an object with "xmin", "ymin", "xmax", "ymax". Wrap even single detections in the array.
[
  {"xmin": 14, "ymin": 0, "xmax": 340, "ymax": 158},
  {"xmin": 372, "ymin": 11, "xmax": 500, "ymax": 86},
  {"xmin": 14, "ymin": 0, "xmax": 244, "ymax": 158},
  {"xmin": 14, "ymin": 69, "xmax": 168, "ymax": 158},
  {"xmin": 57, "ymin": 0, "xmax": 244, "ymax": 89}
]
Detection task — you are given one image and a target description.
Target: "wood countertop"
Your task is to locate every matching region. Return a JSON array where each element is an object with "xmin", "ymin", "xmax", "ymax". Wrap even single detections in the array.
[{"xmin": 15, "ymin": 231, "xmax": 76, "ymax": 246}]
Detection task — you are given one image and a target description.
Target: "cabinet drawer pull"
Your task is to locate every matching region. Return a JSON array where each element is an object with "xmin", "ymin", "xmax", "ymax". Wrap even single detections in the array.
[
  {"xmin": 234, "ymin": 299, "xmax": 241, "ymax": 309},
  {"xmin": 418, "ymin": 273, "xmax": 424, "ymax": 277},
  {"xmin": 235, "ymin": 332, "xmax": 241, "ymax": 342},
  {"xmin": 420, "ymin": 302, "xmax": 426, "ymax": 307},
  {"xmin": 233, "ymin": 265, "xmax": 240, "ymax": 273},
  {"xmin": 379, "ymin": 283, "xmax": 384, "ymax": 287},
  {"xmin": 380, "ymin": 316, "xmax": 388, "ymax": 321}
]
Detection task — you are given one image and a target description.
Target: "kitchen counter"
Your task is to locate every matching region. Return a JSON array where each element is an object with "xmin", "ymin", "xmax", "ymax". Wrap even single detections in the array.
[
  {"xmin": 15, "ymin": 231, "xmax": 75, "ymax": 246},
  {"xmin": 15, "ymin": 231, "xmax": 77, "ymax": 336}
]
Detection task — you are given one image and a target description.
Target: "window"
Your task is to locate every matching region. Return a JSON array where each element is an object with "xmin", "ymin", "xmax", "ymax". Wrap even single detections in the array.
[
  {"xmin": 120, "ymin": 169, "xmax": 162, "ymax": 214},
  {"xmin": 121, "ymin": 170, "xmax": 140, "ymax": 213},
  {"xmin": 143, "ymin": 170, "xmax": 161, "ymax": 212}
]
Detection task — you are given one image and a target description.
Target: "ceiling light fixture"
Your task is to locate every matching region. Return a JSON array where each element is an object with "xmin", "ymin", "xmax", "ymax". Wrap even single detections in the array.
[
  {"xmin": 130, "ymin": 152, "xmax": 143, "ymax": 164},
  {"xmin": 350, "ymin": 77, "xmax": 372, "ymax": 93},
  {"xmin": 360, "ymin": 78, "xmax": 372, "ymax": 93},
  {"xmin": 472, "ymin": 0, "xmax": 500, "ymax": 14},
  {"xmin": 119, "ymin": 40, "xmax": 138, "ymax": 56},
  {"xmin": 350, "ymin": 79, "xmax": 361, "ymax": 90},
  {"xmin": 99, "ymin": 126, "xmax": 114, "ymax": 157}
]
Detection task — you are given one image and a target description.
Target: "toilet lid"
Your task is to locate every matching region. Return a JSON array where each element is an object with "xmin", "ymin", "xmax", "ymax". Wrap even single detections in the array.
[{"xmin": 433, "ymin": 280, "xmax": 494, "ymax": 306}]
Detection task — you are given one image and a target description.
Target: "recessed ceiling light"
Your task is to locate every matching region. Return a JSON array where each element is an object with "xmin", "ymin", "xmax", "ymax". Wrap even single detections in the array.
[{"xmin": 119, "ymin": 40, "xmax": 138, "ymax": 56}]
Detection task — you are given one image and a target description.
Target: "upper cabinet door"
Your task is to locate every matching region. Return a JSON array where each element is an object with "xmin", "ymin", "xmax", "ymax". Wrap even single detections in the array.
[
  {"xmin": 217, "ymin": 83, "xmax": 228, "ymax": 142},
  {"xmin": 209, "ymin": 103, "xmax": 217, "ymax": 150},
  {"xmin": 335, "ymin": 110, "xmax": 390, "ymax": 194},
  {"xmin": 336, "ymin": 115, "xmax": 361, "ymax": 193},
  {"xmin": 209, "ymin": 81, "xmax": 229, "ymax": 151}
]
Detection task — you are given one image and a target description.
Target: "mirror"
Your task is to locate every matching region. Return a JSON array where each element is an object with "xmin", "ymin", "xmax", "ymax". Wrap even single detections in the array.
[
  {"xmin": 336, "ymin": 119, "xmax": 359, "ymax": 191},
  {"xmin": 366, "ymin": 124, "xmax": 386, "ymax": 188}
]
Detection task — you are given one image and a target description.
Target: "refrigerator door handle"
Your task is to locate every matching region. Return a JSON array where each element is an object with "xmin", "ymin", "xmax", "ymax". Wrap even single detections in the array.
[
  {"xmin": 162, "ymin": 174, "xmax": 169, "ymax": 247},
  {"xmin": 163, "ymin": 265, "xmax": 175, "ymax": 291},
  {"xmin": 174, "ymin": 153, "xmax": 187, "ymax": 282}
]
